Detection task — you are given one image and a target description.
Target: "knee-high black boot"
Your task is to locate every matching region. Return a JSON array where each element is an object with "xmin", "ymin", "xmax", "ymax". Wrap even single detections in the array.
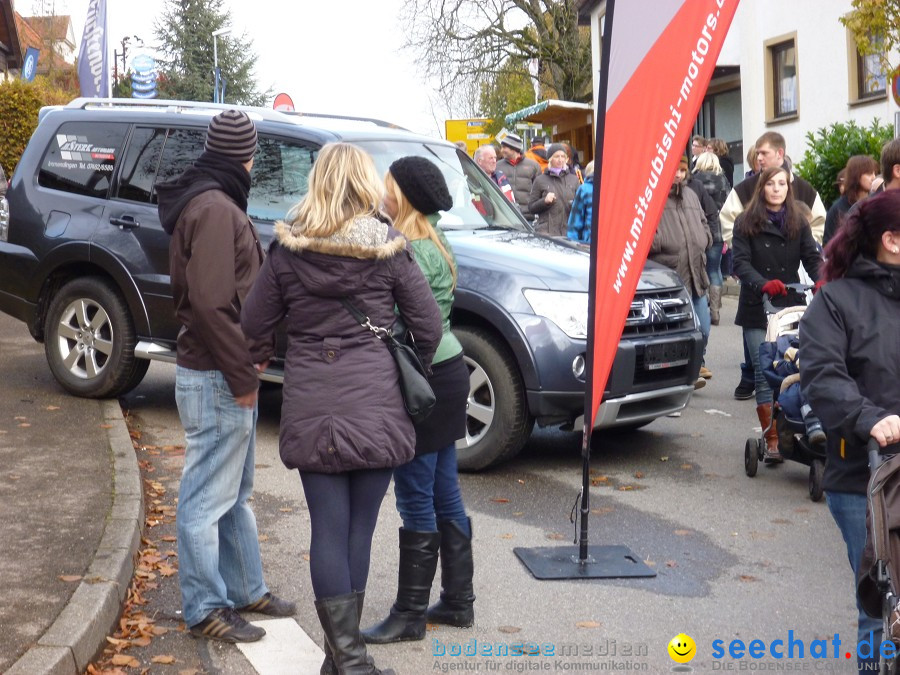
[
  {"xmin": 315, "ymin": 592, "xmax": 393, "ymax": 675},
  {"xmin": 426, "ymin": 519, "xmax": 475, "ymax": 627},
  {"xmin": 361, "ymin": 529, "xmax": 441, "ymax": 644},
  {"xmin": 321, "ymin": 591, "xmax": 367, "ymax": 675}
]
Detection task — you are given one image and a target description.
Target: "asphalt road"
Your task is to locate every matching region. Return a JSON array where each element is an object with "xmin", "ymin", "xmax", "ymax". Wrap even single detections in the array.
[{"xmin": 102, "ymin": 294, "xmax": 863, "ymax": 673}]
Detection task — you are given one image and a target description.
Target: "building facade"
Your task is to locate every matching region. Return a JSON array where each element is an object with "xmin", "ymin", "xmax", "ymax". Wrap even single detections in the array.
[{"xmin": 577, "ymin": 0, "xmax": 898, "ymax": 182}]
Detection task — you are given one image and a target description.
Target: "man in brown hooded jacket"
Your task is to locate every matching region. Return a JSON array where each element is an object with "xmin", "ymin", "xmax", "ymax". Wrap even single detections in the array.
[{"xmin": 156, "ymin": 109, "xmax": 294, "ymax": 643}]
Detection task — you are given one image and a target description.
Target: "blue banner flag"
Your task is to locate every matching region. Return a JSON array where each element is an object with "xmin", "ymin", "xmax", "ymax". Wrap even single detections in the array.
[
  {"xmin": 77, "ymin": 0, "xmax": 109, "ymax": 97},
  {"xmin": 21, "ymin": 47, "xmax": 39, "ymax": 82}
]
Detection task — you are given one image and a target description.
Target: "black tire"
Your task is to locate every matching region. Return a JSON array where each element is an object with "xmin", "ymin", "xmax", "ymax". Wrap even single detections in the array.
[
  {"xmin": 744, "ymin": 437, "xmax": 759, "ymax": 477},
  {"xmin": 809, "ymin": 459, "xmax": 825, "ymax": 502},
  {"xmin": 44, "ymin": 277, "xmax": 147, "ymax": 398},
  {"xmin": 455, "ymin": 326, "xmax": 534, "ymax": 471}
]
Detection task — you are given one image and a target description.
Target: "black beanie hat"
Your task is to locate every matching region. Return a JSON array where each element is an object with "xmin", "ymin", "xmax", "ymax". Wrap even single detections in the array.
[
  {"xmin": 205, "ymin": 109, "xmax": 258, "ymax": 162},
  {"xmin": 389, "ymin": 156, "xmax": 453, "ymax": 215},
  {"xmin": 546, "ymin": 143, "xmax": 568, "ymax": 161}
]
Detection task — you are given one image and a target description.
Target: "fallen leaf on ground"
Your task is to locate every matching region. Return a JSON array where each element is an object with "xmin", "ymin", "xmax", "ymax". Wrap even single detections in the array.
[
  {"xmin": 110, "ymin": 654, "xmax": 139, "ymax": 667},
  {"xmin": 576, "ymin": 620, "xmax": 602, "ymax": 629},
  {"xmin": 491, "ymin": 497, "xmax": 510, "ymax": 503},
  {"xmin": 258, "ymin": 534, "xmax": 269, "ymax": 542},
  {"xmin": 499, "ymin": 533, "xmax": 514, "ymax": 539},
  {"xmin": 99, "ymin": 424, "xmax": 113, "ymax": 429},
  {"xmin": 665, "ymin": 560, "xmax": 678, "ymax": 568},
  {"xmin": 158, "ymin": 564, "xmax": 178, "ymax": 577},
  {"xmin": 152, "ymin": 655, "xmax": 176, "ymax": 664},
  {"xmin": 45, "ymin": 405, "xmax": 60, "ymax": 411},
  {"xmin": 18, "ymin": 423, "xmax": 31, "ymax": 427},
  {"xmin": 633, "ymin": 471, "xmax": 644, "ymax": 479},
  {"xmin": 279, "ymin": 507, "xmax": 293, "ymax": 512},
  {"xmin": 161, "ymin": 535, "xmax": 176, "ymax": 542},
  {"xmin": 59, "ymin": 575, "xmax": 82, "ymax": 582},
  {"xmin": 498, "ymin": 626, "xmax": 521, "ymax": 634},
  {"xmin": 739, "ymin": 574, "xmax": 759, "ymax": 582},
  {"xmin": 673, "ymin": 529, "xmax": 692, "ymax": 536}
]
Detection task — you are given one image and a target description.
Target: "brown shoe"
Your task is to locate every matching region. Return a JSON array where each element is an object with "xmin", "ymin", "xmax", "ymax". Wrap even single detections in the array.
[
  {"xmin": 190, "ymin": 608, "xmax": 265, "ymax": 642},
  {"xmin": 238, "ymin": 592, "xmax": 296, "ymax": 617},
  {"xmin": 699, "ymin": 366, "xmax": 713, "ymax": 379},
  {"xmin": 756, "ymin": 403, "xmax": 783, "ymax": 462},
  {"xmin": 694, "ymin": 377, "xmax": 706, "ymax": 390}
]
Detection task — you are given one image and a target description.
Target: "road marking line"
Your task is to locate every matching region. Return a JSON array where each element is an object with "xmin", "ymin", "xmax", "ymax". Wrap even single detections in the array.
[{"xmin": 236, "ymin": 618, "xmax": 324, "ymax": 674}]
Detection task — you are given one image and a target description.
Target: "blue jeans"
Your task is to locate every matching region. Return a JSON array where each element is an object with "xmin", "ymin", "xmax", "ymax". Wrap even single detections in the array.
[
  {"xmin": 826, "ymin": 491, "xmax": 883, "ymax": 670},
  {"xmin": 740, "ymin": 332, "xmax": 755, "ymax": 385},
  {"xmin": 175, "ymin": 366, "xmax": 267, "ymax": 626},
  {"xmin": 691, "ymin": 294, "xmax": 711, "ymax": 364},
  {"xmin": 706, "ymin": 245, "xmax": 724, "ymax": 286},
  {"xmin": 743, "ymin": 328, "xmax": 772, "ymax": 405},
  {"xmin": 393, "ymin": 444, "xmax": 469, "ymax": 533}
]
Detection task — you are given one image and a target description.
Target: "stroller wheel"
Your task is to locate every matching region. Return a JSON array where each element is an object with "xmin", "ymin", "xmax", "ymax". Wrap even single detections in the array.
[
  {"xmin": 745, "ymin": 438, "xmax": 759, "ymax": 477},
  {"xmin": 808, "ymin": 459, "xmax": 825, "ymax": 502}
]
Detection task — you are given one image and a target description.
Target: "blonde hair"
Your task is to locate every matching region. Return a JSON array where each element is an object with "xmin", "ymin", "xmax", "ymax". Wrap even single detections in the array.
[
  {"xmin": 286, "ymin": 143, "xmax": 383, "ymax": 237},
  {"xmin": 384, "ymin": 171, "xmax": 457, "ymax": 287},
  {"xmin": 693, "ymin": 151, "xmax": 723, "ymax": 175}
]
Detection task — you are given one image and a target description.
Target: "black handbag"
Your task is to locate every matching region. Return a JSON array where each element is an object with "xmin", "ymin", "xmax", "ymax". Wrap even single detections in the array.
[{"xmin": 341, "ymin": 299, "xmax": 436, "ymax": 424}]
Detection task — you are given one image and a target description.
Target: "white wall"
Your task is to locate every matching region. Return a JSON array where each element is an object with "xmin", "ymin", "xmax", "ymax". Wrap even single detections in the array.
[
  {"xmin": 585, "ymin": 0, "xmax": 899, "ymax": 162},
  {"xmin": 733, "ymin": 0, "xmax": 896, "ymax": 159}
]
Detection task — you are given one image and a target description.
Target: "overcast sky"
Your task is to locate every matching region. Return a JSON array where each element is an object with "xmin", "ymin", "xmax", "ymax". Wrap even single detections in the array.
[{"xmin": 61, "ymin": 0, "xmax": 447, "ymax": 136}]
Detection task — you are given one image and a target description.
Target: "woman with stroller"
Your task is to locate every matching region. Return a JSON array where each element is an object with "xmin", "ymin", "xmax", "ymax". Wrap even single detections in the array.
[
  {"xmin": 361, "ymin": 156, "xmax": 474, "ymax": 646},
  {"xmin": 800, "ymin": 189, "xmax": 900, "ymax": 672},
  {"xmin": 240, "ymin": 143, "xmax": 443, "ymax": 675},
  {"xmin": 732, "ymin": 165, "xmax": 821, "ymax": 462}
]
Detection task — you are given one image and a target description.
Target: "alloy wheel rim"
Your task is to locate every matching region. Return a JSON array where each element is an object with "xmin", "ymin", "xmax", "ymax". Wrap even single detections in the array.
[
  {"xmin": 459, "ymin": 355, "xmax": 495, "ymax": 447},
  {"xmin": 55, "ymin": 298, "xmax": 114, "ymax": 379}
]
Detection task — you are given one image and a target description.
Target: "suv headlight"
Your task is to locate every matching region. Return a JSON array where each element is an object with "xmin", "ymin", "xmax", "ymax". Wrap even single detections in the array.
[
  {"xmin": 523, "ymin": 290, "xmax": 588, "ymax": 339},
  {"xmin": 0, "ymin": 196, "xmax": 8, "ymax": 242}
]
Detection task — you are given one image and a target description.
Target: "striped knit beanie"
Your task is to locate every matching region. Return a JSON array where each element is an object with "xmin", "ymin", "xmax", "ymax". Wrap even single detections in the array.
[{"xmin": 205, "ymin": 110, "xmax": 258, "ymax": 162}]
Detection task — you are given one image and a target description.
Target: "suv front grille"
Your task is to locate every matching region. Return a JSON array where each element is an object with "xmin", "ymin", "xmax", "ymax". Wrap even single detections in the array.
[{"xmin": 622, "ymin": 288, "xmax": 694, "ymax": 336}]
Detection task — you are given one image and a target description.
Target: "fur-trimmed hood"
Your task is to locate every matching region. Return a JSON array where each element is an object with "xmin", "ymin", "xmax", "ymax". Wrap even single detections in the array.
[{"xmin": 271, "ymin": 214, "xmax": 411, "ymax": 298}]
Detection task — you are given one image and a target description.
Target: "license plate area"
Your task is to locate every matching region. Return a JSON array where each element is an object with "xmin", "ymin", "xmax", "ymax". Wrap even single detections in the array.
[{"xmin": 643, "ymin": 341, "xmax": 691, "ymax": 370}]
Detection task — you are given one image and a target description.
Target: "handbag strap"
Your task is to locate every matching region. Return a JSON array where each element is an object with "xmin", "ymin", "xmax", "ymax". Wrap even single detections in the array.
[{"xmin": 340, "ymin": 298, "xmax": 392, "ymax": 340}]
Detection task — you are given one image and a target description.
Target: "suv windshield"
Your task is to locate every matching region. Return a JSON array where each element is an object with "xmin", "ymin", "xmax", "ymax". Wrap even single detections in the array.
[{"xmin": 355, "ymin": 140, "xmax": 530, "ymax": 232}]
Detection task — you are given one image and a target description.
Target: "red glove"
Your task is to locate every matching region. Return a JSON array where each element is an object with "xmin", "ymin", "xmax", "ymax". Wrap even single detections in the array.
[
  {"xmin": 761, "ymin": 279, "xmax": 787, "ymax": 297},
  {"xmin": 813, "ymin": 279, "xmax": 826, "ymax": 294}
]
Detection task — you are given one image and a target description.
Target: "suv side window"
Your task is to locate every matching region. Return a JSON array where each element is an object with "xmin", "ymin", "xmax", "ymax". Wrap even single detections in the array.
[
  {"xmin": 38, "ymin": 122, "xmax": 128, "ymax": 198},
  {"xmin": 249, "ymin": 136, "xmax": 317, "ymax": 222},
  {"xmin": 156, "ymin": 128, "xmax": 206, "ymax": 187},
  {"xmin": 116, "ymin": 127, "xmax": 167, "ymax": 203}
]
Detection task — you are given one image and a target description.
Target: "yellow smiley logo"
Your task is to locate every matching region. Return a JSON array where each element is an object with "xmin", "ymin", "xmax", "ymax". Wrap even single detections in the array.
[{"xmin": 668, "ymin": 633, "xmax": 696, "ymax": 664}]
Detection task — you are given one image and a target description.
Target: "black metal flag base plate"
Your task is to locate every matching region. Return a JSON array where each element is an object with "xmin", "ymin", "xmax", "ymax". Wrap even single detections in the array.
[{"xmin": 513, "ymin": 545, "xmax": 657, "ymax": 580}]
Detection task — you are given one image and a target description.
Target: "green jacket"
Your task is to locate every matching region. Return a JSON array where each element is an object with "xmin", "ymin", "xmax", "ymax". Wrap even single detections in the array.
[{"xmin": 410, "ymin": 221, "xmax": 463, "ymax": 365}]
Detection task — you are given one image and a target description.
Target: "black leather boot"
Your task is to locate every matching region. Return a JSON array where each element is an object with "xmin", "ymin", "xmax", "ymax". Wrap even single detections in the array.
[
  {"xmin": 361, "ymin": 529, "xmax": 441, "ymax": 644},
  {"xmin": 426, "ymin": 519, "xmax": 475, "ymax": 627},
  {"xmin": 321, "ymin": 591, "xmax": 367, "ymax": 675},
  {"xmin": 315, "ymin": 592, "xmax": 393, "ymax": 675}
]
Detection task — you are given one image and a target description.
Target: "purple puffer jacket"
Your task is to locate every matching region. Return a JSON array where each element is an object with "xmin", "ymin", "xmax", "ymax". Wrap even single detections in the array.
[{"xmin": 241, "ymin": 215, "xmax": 442, "ymax": 473}]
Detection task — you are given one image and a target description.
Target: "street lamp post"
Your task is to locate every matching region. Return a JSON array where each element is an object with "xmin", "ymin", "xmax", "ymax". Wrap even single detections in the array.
[{"xmin": 212, "ymin": 27, "xmax": 232, "ymax": 103}]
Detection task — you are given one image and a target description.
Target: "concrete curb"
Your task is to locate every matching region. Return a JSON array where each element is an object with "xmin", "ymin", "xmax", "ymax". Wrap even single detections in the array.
[{"xmin": 8, "ymin": 400, "xmax": 143, "ymax": 675}]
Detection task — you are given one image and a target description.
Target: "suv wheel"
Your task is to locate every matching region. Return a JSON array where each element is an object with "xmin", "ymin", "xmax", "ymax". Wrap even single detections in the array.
[
  {"xmin": 44, "ymin": 277, "xmax": 149, "ymax": 398},
  {"xmin": 455, "ymin": 327, "xmax": 534, "ymax": 471}
]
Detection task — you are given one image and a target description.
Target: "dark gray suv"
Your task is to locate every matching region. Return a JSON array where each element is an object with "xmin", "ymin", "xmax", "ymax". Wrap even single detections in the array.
[{"xmin": 0, "ymin": 99, "xmax": 702, "ymax": 470}]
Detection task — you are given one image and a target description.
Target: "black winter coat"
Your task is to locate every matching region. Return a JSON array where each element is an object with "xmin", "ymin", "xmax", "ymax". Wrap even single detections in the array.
[
  {"xmin": 732, "ymin": 213, "xmax": 821, "ymax": 329},
  {"xmin": 800, "ymin": 257, "xmax": 900, "ymax": 494},
  {"xmin": 240, "ymin": 215, "xmax": 442, "ymax": 474}
]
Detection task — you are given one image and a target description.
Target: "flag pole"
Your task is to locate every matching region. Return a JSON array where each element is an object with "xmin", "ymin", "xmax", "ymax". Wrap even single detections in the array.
[{"xmin": 515, "ymin": 0, "xmax": 654, "ymax": 579}]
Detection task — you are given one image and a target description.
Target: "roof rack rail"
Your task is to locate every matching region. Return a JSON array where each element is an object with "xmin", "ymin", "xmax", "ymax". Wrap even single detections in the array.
[
  {"xmin": 284, "ymin": 111, "xmax": 407, "ymax": 130},
  {"xmin": 65, "ymin": 98, "xmax": 296, "ymax": 124}
]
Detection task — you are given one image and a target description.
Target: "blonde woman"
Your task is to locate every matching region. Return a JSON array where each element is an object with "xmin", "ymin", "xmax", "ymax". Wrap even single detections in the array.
[
  {"xmin": 363, "ymin": 157, "xmax": 474, "ymax": 645},
  {"xmin": 692, "ymin": 151, "xmax": 729, "ymax": 324},
  {"xmin": 241, "ymin": 143, "xmax": 442, "ymax": 675}
]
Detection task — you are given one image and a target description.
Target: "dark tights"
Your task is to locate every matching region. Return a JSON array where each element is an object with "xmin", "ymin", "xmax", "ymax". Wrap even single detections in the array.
[{"xmin": 300, "ymin": 468, "xmax": 393, "ymax": 600}]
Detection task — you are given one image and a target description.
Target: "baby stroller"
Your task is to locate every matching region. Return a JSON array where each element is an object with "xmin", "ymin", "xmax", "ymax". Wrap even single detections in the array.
[
  {"xmin": 743, "ymin": 285, "xmax": 827, "ymax": 501},
  {"xmin": 859, "ymin": 439, "xmax": 900, "ymax": 674}
]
